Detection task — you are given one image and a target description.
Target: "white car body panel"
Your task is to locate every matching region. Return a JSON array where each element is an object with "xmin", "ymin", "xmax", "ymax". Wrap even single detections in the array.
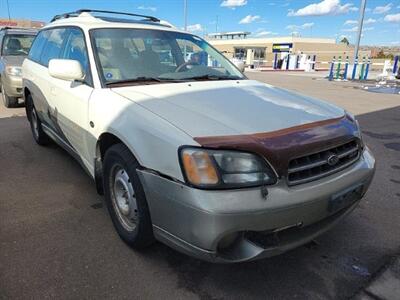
[
  {"xmin": 112, "ymin": 80, "xmax": 345, "ymax": 137},
  {"xmin": 87, "ymin": 89, "xmax": 197, "ymax": 181}
]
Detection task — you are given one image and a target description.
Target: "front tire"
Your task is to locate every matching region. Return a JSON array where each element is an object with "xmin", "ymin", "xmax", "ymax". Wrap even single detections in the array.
[
  {"xmin": 1, "ymin": 82, "xmax": 18, "ymax": 108},
  {"xmin": 103, "ymin": 143, "xmax": 154, "ymax": 249},
  {"xmin": 26, "ymin": 94, "xmax": 49, "ymax": 145}
]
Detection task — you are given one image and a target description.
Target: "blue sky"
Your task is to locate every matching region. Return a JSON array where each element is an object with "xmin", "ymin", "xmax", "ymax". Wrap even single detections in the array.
[{"xmin": 1, "ymin": 0, "xmax": 399, "ymax": 46}]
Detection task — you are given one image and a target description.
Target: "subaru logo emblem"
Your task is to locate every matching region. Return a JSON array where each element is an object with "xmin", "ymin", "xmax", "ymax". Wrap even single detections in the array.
[{"xmin": 327, "ymin": 154, "xmax": 339, "ymax": 166}]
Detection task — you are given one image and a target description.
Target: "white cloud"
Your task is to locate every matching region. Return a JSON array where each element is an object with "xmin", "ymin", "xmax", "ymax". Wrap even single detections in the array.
[
  {"xmin": 342, "ymin": 26, "xmax": 374, "ymax": 32},
  {"xmin": 343, "ymin": 26, "xmax": 358, "ymax": 32},
  {"xmin": 301, "ymin": 22, "xmax": 315, "ymax": 28},
  {"xmin": 137, "ymin": 5, "xmax": 157, "ymax": 12},
  {"xmin": 384, "ymin": 13, "xmax": 400, "ymax": 22},
  {"xmin": 255, "ymin": 31, "xmax": 278, "ymax": 37},
  {"xmin": 344, "ymin": 19, "xmax": 358, "ymax": 25},
  {"xmin": 288, "ymin": 0, "xmax": 357, "ymax": 17},
  {"xmin": 268, "ymin": 2, "xmax": 276, "ymax": 6},
  {"xmin": 239, "ymin": 15, "xmax": 260, "ymax": 24},
  {"xmin": 343, "ymin": 18, "xmax": 375, "ymax": 26},
  {"xmin": 286, "ymin": 22, "xmax": 315, "ymax": 31},
  {"xmin": 364, "ymin": 18, "xmax": 377, "ymax": 24},
  {"xmin": 186, "ymin": 24, "xmax": 203, "ymax": 32},
  {"xmin": 373, "ymin": 3, "xmax": 392, "ymax": 14},
  {"xmin": 221, "ymin": 0, "xmax": 247, "ymax": 9}
]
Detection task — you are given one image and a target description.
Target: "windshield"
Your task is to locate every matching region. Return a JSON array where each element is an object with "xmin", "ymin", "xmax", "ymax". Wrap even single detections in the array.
[
  {"xmin": 2, "ymin": 34, "xmax": 36, "ymax": 56},
  {"xmin": 91, "ymin": 28, "xmax": 245, "ymax": 85}
]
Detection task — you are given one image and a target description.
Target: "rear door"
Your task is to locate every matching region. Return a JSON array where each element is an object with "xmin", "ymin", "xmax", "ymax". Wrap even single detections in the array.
[
  {"xmin": 48, "ymin": 27, "xmax": 94, "ymax": 168},
  {"xmin": 24, "ymin": 28, "xmax": 68, "ymax": 128}
]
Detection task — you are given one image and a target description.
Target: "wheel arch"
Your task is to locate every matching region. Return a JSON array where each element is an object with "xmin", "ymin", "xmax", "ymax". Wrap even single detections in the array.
[
  {"xmin": 95, "ymin": 132, "xmax": 142, "ymax": 195},
  {"xmin": 24, "ymin": 87, "xmax": 32, "ymax": 121}
]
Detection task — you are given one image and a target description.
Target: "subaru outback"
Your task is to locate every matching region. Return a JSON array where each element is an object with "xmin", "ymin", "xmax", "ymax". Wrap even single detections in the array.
[{"xmin": 22, "ymin": 10, "xmax": 375, "ymax": 262}]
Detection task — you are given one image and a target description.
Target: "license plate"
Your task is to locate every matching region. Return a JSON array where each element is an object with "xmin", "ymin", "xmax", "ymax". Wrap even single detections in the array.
[{"xmin": 328, "ymin": 184, "xmax": 364, "ymax": 213}]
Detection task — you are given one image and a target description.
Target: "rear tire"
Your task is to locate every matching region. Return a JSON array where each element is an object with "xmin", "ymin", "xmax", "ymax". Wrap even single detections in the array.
[
  {"xmin": 103, "ymin": 143, "xmax": 155, "ymax": 249},
  {"xmin": 1, "ymin": 82, "xmax": 18, "ymax": 108},
  {"xmin": 26, "ymin": 94, "xmax": 49, "ymax": 146}
]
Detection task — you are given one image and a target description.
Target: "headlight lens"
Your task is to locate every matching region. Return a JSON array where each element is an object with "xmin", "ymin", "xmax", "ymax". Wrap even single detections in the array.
[
  {"xmin": 6, "ymin": 66, "xmax": 22, "ymax": 77},
  {"xmin": 180, "ymin": 147, "xmax": 276, "ymax": 188}
]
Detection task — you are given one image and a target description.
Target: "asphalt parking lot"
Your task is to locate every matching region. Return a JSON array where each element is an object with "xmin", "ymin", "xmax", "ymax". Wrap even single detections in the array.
[{"xmin": 1, "ymin": 72, "xmax": 399, "ymax": 299}]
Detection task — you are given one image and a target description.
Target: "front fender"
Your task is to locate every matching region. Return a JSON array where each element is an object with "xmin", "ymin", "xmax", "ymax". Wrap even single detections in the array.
[{"xmin": 88, "ymin": 89, "xmax": 197, "ymax": 182}]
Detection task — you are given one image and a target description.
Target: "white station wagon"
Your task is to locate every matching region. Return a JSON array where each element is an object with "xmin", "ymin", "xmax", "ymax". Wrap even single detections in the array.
[{"xmin": 22, "ymin": 10, "xmax": 375, "ymax": 262}]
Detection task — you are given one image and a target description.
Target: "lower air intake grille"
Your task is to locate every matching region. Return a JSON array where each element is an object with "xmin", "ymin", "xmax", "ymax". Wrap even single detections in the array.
[{"xmin": 288, "ymin": 140, "xmax": 361, "ymax": 185}]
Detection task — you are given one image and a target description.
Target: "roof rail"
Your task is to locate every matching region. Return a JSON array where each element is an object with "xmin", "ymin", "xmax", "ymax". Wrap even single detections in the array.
[{"xmin": 50, "ymin": 9, "xmax": 160, "ymax": 23}]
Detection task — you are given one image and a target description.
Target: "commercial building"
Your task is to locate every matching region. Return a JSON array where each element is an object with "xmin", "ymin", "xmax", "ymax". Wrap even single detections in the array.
[
  {"xmin": 0, "ymin": 18, "xmax": 45, "ymax": 29},
  {"xmin": 207, "ymin": 32, "xmax": 370, "ymax": 68}
]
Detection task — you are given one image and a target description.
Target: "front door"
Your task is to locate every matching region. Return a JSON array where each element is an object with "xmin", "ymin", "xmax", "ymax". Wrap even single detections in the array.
[{"xmin": 48, "ymin": 28, "xmax": 93, "ymax": 169}]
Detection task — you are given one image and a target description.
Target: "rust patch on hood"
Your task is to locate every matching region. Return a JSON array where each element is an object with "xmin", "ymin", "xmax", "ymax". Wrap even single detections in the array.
[{"xmin": 194, "ymin": 116, "xmax": 360, "ymax": 177}]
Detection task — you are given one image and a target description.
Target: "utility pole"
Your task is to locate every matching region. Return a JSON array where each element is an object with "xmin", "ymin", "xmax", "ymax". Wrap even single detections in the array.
[
  {"xmin": 215, "ymin": 15, "xmax": 219, "ymax": 33},
  {"xmin": 6, "ymin": 0, "xmax": 11, "ymax": 20},
  {"xmin": 354, "ymin": 0, "xmax": 366, "ymax": 63},
  {"xmin": 183, "ymin": 0, "xmax": 188, "ymax": 31}
]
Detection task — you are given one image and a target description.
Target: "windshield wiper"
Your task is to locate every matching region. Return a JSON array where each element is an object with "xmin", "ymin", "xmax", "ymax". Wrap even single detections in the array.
[
  {"xmin": 106, "ymin": 77, "xmax": 179, "ymax": 87},
  {"xmin": 182, "ymin": 75, "xmax": 241, "ymax": 81}
]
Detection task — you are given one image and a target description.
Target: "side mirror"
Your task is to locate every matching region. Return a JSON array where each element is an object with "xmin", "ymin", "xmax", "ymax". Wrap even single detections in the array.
[{"xmin": 48, "ymin": 59, "xmax": 84, "ymax": 81}]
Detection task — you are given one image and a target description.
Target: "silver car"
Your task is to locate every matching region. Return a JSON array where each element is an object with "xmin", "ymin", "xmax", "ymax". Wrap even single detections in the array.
[{"xmin": 0, "ymin": 27, "xmax": 37, "ymax": 107}]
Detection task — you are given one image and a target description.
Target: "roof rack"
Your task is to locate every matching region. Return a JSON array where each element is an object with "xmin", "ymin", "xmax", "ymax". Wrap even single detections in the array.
[{"xmin": 50, "ymin": 9, "xmax": 160, "ymax": 23}]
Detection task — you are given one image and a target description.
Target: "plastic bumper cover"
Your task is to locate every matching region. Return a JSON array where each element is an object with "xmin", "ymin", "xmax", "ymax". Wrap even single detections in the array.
[{"xmin": 138, "ymin": 147, "xmax": 375, "ymax": 262}]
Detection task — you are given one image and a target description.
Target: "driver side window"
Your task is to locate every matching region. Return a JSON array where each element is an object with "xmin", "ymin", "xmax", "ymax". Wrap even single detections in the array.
[{"xmin": 61, "ymin": 28, "xmax": 91, "ymax": 85}]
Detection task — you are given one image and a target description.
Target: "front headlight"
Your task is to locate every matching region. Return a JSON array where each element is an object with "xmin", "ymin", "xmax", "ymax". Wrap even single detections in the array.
[
  {"xmin": 6, "ymin": 66, "xmax": 22, "ymax": 77},
  {"xmin": 179, "ymin": 147, "xmax": 277, "ymax": 189}
]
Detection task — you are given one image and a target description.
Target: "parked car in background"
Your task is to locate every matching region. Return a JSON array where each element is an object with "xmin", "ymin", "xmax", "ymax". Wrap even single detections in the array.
[
  {"xmin": 0, "ymin": 27, "xmax": 37, "ymax": 107},
  {"xmin": 22, "ymin": 10, "xmax": 375, "ymax": 263}
]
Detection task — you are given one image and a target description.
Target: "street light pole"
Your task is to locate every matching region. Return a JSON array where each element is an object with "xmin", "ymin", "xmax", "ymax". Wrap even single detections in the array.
[
  {"xmin": 6, "ymin": 0, "xmax": 11, "ymax": 20},
  {"xmin": 354, "ymin": 0, "xmax": 367, "ymax": 63},
  {"xmin": 183, "ymin": 0, "xmax": 188, "ymax": 31}
]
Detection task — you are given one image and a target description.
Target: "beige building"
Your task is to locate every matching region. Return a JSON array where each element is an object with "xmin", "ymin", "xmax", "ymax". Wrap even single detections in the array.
[
  {"xmin": 207, "ymin": 33, "xmax": 370, "ymax": 68},
  {"xmin": 0, "ymin": 18, "xmax": 45, "ymax": 29}
]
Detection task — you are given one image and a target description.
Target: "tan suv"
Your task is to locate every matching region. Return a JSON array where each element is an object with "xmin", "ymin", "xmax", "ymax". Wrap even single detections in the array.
[{"xmin": 0, "ymin": 27, "xmax": 37, "ymax": 107}]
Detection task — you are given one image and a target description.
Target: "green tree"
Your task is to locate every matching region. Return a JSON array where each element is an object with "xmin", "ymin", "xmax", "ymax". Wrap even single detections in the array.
[{"xmin": 340, "ymin": 37, "xmax": 349, "ymax": 46}]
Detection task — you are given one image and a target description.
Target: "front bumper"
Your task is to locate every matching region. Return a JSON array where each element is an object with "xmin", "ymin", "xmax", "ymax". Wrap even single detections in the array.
[
  {"xmin": 2, "ymin": 74, "xmax": 23, "ymax": 98},
  {"xmin": 138, "ymin": 147, "xmax": 375, "ymax": 263}
]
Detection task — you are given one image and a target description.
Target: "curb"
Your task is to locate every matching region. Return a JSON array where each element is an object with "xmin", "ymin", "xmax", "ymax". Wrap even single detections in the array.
[{"xmin": 353, "ymin": 256, "xmax": 400, "ymax": 300}]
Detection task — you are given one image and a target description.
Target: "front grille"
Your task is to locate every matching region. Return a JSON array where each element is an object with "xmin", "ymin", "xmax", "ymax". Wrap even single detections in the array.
[{"xmin": 287, "ymin": 140, "xmax": 361, "ymax": 185}]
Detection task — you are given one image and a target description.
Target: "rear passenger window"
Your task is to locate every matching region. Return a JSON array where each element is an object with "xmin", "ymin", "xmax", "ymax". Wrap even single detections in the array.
[
  {"xmin": 40, "ymin": 28, "xmax": 68, "ymax": 66},
  {"xmin": 28, "ymin": 30, "xmax": 49, "ymax": 62}
]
